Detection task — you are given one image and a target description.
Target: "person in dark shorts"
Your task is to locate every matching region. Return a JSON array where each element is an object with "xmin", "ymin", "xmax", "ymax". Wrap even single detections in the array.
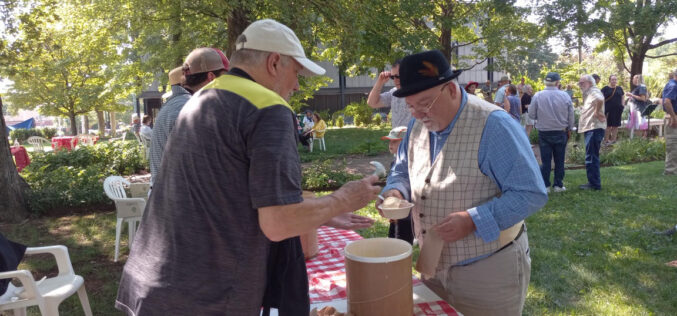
[{"xmin": 601, "ymin": 75, "xmax": 625, "ymax": 145}]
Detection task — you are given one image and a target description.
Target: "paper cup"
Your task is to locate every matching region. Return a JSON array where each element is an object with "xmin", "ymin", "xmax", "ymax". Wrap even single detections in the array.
[{"xmin": 344, "ymin": 238, "xmax": 413, "ymax": 315}]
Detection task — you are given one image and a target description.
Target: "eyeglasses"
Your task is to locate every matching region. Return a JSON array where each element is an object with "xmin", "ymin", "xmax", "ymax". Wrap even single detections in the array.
[
  {"xmin": 390, "ymin": 75, "xmax": 400, "ymax": 80},
  {"xmin": 407, "ymin": 84, "xmax": 447, "ymax": 114}
]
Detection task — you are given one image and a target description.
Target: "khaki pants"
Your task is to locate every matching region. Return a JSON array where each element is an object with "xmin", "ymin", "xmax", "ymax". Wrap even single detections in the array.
[
  {"xmin": 666, "ymin": 117, "xmax": 677, "ymax": 175},
  {"xmin": 423, "ymin": 231, "xmax": 531, "ymax": 316}
]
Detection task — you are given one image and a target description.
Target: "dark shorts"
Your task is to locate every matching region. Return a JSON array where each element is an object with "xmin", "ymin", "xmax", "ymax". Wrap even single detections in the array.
[{"xmin": 605, "ymin": 105, "xmax": 623, "ymax": 127}]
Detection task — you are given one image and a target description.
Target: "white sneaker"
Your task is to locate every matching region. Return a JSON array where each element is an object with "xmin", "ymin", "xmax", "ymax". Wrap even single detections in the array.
[{"xmin": 553, "ymin": 186, "xmax": 566, "ymax": 192}]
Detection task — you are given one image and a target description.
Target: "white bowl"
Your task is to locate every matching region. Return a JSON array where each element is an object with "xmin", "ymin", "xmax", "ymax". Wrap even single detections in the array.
[{"xmin": 378, "ymin": 201, "xmax": 414, "ymax": 220}]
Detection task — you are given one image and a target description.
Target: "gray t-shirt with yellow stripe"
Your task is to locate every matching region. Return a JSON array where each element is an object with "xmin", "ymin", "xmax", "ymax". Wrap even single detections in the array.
[{"xmin": 116, "ymin": 71, "xmax": 304, "ymax": 315}]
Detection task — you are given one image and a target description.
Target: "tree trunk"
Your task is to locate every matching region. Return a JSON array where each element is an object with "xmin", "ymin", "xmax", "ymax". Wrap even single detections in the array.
[
  {"xmin": 83, "ymin": 114, "xmax": 90, "ymax": 134},
  {"xmin": 110, "ymin": 112, "xmax": 117, "ymax": 137},
  {"xmin": 96, "ymin": 111, "xmax": 105, "ymax": 136},
  {"xmin": 440, "ymin": 27, "xmax": 452, "ymax": 63},
  {"xmin": 226, "ymin": 6, "xmax": 251, "ymax": 56},
  {"xmin": 69, "ymin": 113, "xmax": 77, "ymax": 136},
  {"xmin": 0, "ymin": 96, "xmax": 30, "ymax": 223},
  {"xmin": 629, "ymin": 53, "xmax": 645, "ymax": 91},
  {"xmin": 439, "ymin": 1, "xmax": 453, "ymax": 63}
]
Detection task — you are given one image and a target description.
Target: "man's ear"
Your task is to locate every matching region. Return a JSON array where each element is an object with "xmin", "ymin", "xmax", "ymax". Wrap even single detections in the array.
[
  {"xmin": 206, "ymin": 72, "xmax": 217, "ymax": 82},
  {"xmin": 447, "ymin": 81, "xmax": 458, "ymax": 98},
  {"xmin": 266, "ymin": 52, "xmax": 281, "ymax": 76}
]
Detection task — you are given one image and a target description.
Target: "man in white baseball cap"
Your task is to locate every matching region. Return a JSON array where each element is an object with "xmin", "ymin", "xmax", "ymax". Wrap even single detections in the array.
[
  {"xmin": 116, "ymin": 19, "xmax": 379, "ymax": 316},
  {"xmin": 235, "ymin": 19, "xmax": 325, "ymax": 77}
]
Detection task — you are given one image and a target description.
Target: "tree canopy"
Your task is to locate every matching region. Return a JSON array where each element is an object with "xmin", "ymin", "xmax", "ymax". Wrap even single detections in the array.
[
  {"xmin": 2, "ymin": 0, "xmax": 552, "ymax": 115},
  {"xmin": 534, "ymin": 0, "xmax": 677, "ymax": 89}
]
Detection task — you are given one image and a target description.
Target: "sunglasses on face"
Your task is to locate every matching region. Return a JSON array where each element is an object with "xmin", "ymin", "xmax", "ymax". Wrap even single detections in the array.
[{"xmin": 390, "ymin": 75, "xmax": 400, "ymax": 80}]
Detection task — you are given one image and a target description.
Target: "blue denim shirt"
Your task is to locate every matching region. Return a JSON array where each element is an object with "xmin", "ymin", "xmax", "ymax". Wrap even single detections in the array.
[
  {"xmin": 383, "ymin": 89, "xmax": 547, "ymax": 264},
  {"xmin": 663, "ymin": 79, "xmax": 677, "ymax": 113}
]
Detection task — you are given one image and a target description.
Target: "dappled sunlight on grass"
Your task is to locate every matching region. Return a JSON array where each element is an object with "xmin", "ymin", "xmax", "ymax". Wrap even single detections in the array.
[
  {"xmin": 3, "ymin": 160, "xmax": 676, "ymax": 315},
  {"xmin": 527, "ymin": 161, "xmax": 677, "ymax": 314}
]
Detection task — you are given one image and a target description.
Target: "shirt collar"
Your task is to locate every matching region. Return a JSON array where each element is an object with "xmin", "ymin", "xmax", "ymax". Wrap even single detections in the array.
[{"xmin": 229, "ymin": 67, "xmax": 256, "ymax": 82}]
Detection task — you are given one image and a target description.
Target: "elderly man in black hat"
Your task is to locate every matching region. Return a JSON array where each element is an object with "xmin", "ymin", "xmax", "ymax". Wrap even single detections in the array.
[{"xmin": 376, "ymin": 50, "xmax": 547, "ymax": 315}]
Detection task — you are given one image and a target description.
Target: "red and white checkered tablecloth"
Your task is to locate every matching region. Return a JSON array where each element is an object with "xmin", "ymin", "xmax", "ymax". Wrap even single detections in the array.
[
  {"xmin": 308, "ymin": 226, "xmax": 458, "ymax": 315},
  {"xmin": 414, "ymin": 301, "xmax": 460, "ymax": 315}
]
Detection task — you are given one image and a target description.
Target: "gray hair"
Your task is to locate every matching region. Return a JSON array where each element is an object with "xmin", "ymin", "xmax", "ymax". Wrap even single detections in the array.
[
  {"xmin": 230, "ymin": 48, "xmax": 292, "ymax": 68},
  {"xmin": 229, "ymin": 48, "xmax": 270, "ymax": 67},
  {"xmin": 545, "ymin": 81, "xmax": 557, "ymax": 87},
  {"xmin": 580, "ymin": 74, "xmax": 596, "ymax": 86}
]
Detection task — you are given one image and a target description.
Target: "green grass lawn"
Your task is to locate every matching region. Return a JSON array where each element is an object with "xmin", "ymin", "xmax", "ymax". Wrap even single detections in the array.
[
  {"xmin": 3, "ymin": 161, "xmax": 676, "ymax": 315},
  {"xmin": 297, "ymin": 126, "xmax": 390, "ymax": 162}
]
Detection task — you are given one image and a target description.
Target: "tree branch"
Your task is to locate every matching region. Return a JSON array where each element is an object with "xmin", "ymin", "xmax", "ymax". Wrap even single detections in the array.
[
  {"xmin": 459, "ymin": 57, "xmax": 489, "ymax": 71},
  {"xmin": 451, "ymin": 38, "xmax": 483, "ymax": 49},
  {"xmin": 646, "ymin": 52, "xmax": 677, "ymax": 58},
  {"xmin": 648, "ymin": 37, "xmax": 677, "ymax": 49}
]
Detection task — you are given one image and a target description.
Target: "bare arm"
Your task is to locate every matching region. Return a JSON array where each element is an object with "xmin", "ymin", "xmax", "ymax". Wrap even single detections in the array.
[
  {"xmin": 258, "ymin": 175, "xmax": 381, "ymax": 241},
  {"xmin": 625, "ymin": 91, "xmax": 647, "ymax": 102},
  {"xmin": 665, "ymin": 98, "xmax": 677, "ymax": 128},
  {"xmin": 503, "ymin": 94, "xmax": 511, "ymax": 113},
  {"xmin": 367, "ymin": 71, "xmax": 391, "ymax": 109}
]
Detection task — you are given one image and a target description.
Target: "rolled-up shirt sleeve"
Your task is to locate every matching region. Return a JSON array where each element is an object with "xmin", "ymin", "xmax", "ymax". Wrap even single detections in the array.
[{"xmin": 469, "ymin": 111, "xmax": 548, "ymax": 242}]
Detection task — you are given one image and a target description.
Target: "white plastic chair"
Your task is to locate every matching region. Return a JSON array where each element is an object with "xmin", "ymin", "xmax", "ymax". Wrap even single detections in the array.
[
  {"xmin": 26, "ymin": 136, "xmax": 51, "ymax": 153},
  {"xmin": 0, "ymin": 245, "xmax": 93, "ymax": 316},
  {"xmin": 309, "ymin": 128, "xmax": 326, "ymax": 152},
  {"xmin": 76, "ymin": 134, "xmax": 95, "ymax": 147},
  {"xmin": 103, "ymin": 176, "xmax": 146, "ymax": 262}
]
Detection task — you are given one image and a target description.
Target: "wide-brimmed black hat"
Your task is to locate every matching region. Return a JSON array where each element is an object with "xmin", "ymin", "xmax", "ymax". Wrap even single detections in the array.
[{"xmin": 393, "ymin": 50, "xmax": 463, "ymax": 98}]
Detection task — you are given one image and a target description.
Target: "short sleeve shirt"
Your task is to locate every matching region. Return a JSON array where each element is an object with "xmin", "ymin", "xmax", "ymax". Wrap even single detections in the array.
[
  {"xmin": 494, "ymin": 85, "xmax": 507, "ymax": 104},
  {"xmin": 662, "ymin": 79, "xmax": 677, "ymax": 113},
  {"xmin": 601, "ymin": 85, "xmax": 625, "ymax": 110},
  {"xmin": 520, "ymin": 93, "xmax": 532, "ymax": 113},
  {"xmin": 115, "ymin": 71, "xmax": 304, "ymax": 315},
  {"xmin": 631, "ymin": 84, "xmax": 649, "ymax": 111},
  {"xmin": 380, "ymin": 87, "xmax": 413, "ymax": 127}
]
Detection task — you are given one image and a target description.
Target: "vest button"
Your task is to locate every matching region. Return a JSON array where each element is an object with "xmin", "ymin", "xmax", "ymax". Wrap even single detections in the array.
[
  {"xmin": 421, "ymin": 195, "xmax": 426, "ymax": 200},
  {"xmin": 419, "ymin": 213, "xmax": 424, "ymax": 218},
  {"xmin": 422, "ymin": 229, "xmax": 427, "ymax": 234},
  {"xmin": 425, "ymin": 178, "xmax": 430, "ymax": 184}
]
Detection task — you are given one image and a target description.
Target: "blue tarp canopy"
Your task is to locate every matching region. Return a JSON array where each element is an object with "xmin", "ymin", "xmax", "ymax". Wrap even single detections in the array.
[{"xmin": 5, "ymin": 118, "xmax": 35, "ymax": 133}]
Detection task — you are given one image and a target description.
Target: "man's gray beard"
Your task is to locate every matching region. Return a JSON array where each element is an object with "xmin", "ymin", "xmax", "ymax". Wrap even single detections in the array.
[{"xmin": 582, "ymin": 87, "xmax": 591, "ymax": 99}]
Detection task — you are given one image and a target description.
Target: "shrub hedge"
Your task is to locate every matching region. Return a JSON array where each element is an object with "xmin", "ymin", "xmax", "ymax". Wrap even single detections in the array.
[{"xmin": 23, "ymin": 141, "xmax": 145, "ymax": 214}]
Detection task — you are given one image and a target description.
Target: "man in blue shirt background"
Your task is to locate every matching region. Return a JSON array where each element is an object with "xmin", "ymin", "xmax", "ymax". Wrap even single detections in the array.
[{"xmin": 663, "ymin": 68, "xmax": 677, "ymax": 176}]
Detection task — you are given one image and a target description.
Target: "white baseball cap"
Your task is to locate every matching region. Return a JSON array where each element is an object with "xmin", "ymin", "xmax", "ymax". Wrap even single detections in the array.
[
  {"xmin": 235, "ymin": 19, "xmax": 325, "ymax": 77},
  {"xmin": 381, "ymin": 126, "xmax": 408, "ymax": 141}
]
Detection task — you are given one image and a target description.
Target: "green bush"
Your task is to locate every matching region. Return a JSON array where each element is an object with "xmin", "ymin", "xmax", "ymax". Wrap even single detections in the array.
[
  {"xmin": 372, "ymin": 113, "xmax": 382, "ymax": 126},
  {"xmin": 10, "ymin": 128, "xmax": 43, "ymax": 143},
  {"xmin": 600, "ymin": 138, "xmax": 665, "ymax": 166},
  {"xmin": 41, "ymin": 127, "xmax": 57, "ymax": 139},
  {"xmin": 344, "ymin": 100, "xmax": 374, "ymax": 126},
  {"xmin": 23, "ymin": 141, "xmax": 145, "ymax": 214},
  {"xmin": 302, "ymin": 159, "xmax": 361, "ymax": 191},
  {"xmin": 336, "ymin": 116, "xmax": 344, "ymax": 128},
  {"xmin": 529, "ymin": 128, "xmax": 539, "ymax": 144},
  {"xmin": 23, "ymin": 164, "xmax": 110, "ymax": 214},
  {"xmin": 565, "ymin": 138, "xmax": 665, "ymax": 166}
]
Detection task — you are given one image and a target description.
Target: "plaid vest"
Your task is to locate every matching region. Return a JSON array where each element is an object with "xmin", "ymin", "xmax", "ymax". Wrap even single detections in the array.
[{"xmin": 409, "ymin": 94, "xmax": 520, "ymax": 275}]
